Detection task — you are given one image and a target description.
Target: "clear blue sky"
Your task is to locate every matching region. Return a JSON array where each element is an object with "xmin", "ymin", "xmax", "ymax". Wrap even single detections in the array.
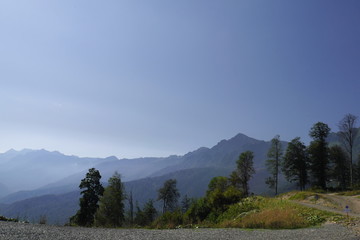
[{"xmin": 1, "ymin": 0, "xmax": 359, "ymax": 158}]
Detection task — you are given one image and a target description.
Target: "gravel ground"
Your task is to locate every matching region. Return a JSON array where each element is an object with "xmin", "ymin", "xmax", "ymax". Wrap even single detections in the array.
[{"xmin": 0, "ymin": 221, "xmax": 359, "ymax": 240}]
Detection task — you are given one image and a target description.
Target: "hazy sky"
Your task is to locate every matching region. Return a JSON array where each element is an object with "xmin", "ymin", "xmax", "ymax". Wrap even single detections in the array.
[{"xmin": 1, "ymin": 1, "xmax": 359, "ymax": 158}]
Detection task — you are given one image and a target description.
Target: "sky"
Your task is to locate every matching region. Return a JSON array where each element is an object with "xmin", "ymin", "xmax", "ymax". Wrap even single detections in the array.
[{"xmin": 0, "ymin": 0, "xmax": 359, "ymax": 159}]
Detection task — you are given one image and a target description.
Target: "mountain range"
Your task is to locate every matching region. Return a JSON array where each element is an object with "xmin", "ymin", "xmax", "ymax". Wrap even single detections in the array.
[{"xmin": 0, "ymin": 131, "xmax": 357, "ymax": 225}]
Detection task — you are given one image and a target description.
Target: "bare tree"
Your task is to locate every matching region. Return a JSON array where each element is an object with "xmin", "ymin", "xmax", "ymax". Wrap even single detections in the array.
[{"xmin": 338, "ymin": 114, "xmax": 358, "ymax": 187}]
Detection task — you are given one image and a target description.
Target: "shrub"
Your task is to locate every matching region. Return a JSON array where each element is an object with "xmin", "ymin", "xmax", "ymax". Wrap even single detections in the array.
[
  {"xmin": 153, "ymin": 211, "xmax": 183, "ymax": 229},
  {"xmin": 0, "ymin": 216, "xmax": 18, "ymax": 222}
]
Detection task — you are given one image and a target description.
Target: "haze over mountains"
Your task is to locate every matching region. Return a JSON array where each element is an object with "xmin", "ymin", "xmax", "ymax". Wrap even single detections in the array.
[{"xmin": 0, "ymin": 131, "xmax": 357, "ymax": 225}]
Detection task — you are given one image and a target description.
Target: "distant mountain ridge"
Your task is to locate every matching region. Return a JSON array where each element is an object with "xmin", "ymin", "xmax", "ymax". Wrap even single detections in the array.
[
  {"xmin": 2, "ymin": 130, "xmax": 357, "ymax": 225},
  {"xmin": 0, "ymin": 132, "xmax": 284, "ymax": 224},
  {"xmin": 0, "ymin": 149, "xmax": 112, "ymax": 192}
]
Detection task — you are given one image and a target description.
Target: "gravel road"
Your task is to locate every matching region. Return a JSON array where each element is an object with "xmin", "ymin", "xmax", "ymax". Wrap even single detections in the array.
[{"xmin": 0, "ymin": 221, "xmax": 359, "ymax": 240}]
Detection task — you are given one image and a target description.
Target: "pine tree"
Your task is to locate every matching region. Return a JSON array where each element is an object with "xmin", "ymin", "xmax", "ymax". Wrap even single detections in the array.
[
  {"xmin": 143, "ymin": 199, "xmax": 157, "ymax": 225},
  {"xmin": 308, "ymin": 122, "xmax": 331, "ymax": 189},
  {"xmin": 70, "ymin": 168, "xmax": 104, "ymax": 226},
  {"xmin": 282, "ymin": 137, "xmax": 308, "ymax": 191},
  {"xmin": 265, "ymin": 135, "xmax": 283, "ymax": 195},
  {"xmin": 94, "ymin": 172, "xmax": 125, "ymax": 227},
  {"xmin": 230, "ymin": 151, "xmax": 255, "ymax": 197},
  {"xmin": 329, "ymin": 145, "xmax": 349, "ymax": 190}
]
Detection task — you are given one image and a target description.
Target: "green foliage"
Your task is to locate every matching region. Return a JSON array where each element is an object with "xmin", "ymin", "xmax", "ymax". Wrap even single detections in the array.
[
  {"xmin": 94, "ymin": 172, "xmax": 125, "ymax": 227},
  {"xmin": 132, "ymin": 199, "xmax": 158, "ymax": 227},
  {"xmin": 157, "ymin": 179, "xmax": 180, "ymax": 213},
  {"xmin": 183, "ymin": 197, "xmax": 211, "ymax": 223},
  {"xmin": 288, "ymin": 191, "xmax": 316, "ymax": 200},
  {"xmin": 0, "ymin": 215, "xmax": 18, "ymax": 222},
  {"xmin": 153, "ymin": 210, "xmax": 183, "ymax": 229},
  {"xmin": 70, "ymin": 168, "xmax": 104, "ymax": 227},
  {"xmin": 217, "ymin": 197, "xmax": 259, "ymax": 222},
  {"xmin": 184, "ymin": 176, "xmax": 242, "ymax": 224},
  {"xmin": 143, "ymin": 199, "xmax": 157, "ymax": 225},
  {"xmin": 265, "ymin": 135, "xmax": 283, "ymax": 195},
  {"xmin": 207, "ymin": 176, "xmax": 228, "ymax": 196},
  {"xmin": 218, "ymin": 196, "xmax": 335, "ymax": 229},
  {"xmin": 337, "ymin": 190, "xmax": 360, "ymax": 196},
  {"xmin": 309, "ymin": 122, "xmax": 331, "ymax": 142},
  {"xmin": 134, "ymin": 202, "xmax": 146, "ymax": 226},
  {"xmin": 181, "ymin": 195, "xmax": 192, "ymax": 213},
  {"xmin": 282, "ymin": 137, "xmax": 308, "ymax": 191},
  {"xmin": 231, "ymin": 151, "xmax": 255, "ymax": 197},
  {"xmin": 329, "ymin": 145, "xmax": 349, "ymax": 190},
  {"xmin": 308, "ymin": 122, "xmax": 331, "ymax": 189}
]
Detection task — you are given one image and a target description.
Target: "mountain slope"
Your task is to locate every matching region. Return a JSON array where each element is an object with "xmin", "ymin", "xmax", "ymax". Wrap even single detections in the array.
[
  {"xmin": 150, "ymin": 133, "xmax": 279, "ymax": 177},
  {"xmin": 0, "ymin": 149, "xmax": 109, "ymax": 192}
]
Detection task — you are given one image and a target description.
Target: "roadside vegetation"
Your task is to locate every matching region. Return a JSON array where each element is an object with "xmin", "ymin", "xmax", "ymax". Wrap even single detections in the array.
[
  {"xmin": 0, "ymin": 216, "xmax": 19, "ymax": 222},
  {"xmin": 67, "ymin": 114, "xmax": 358, "ymax": 230}
]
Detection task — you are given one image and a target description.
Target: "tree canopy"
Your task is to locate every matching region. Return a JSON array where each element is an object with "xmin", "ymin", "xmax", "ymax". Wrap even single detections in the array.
[
  {"xmin": 157, "ymin": 179, "xmax": 180, "ymax": 213},
  {"xmin": 95, "ymin": 172, "xmax": 126, "ymax": 227},
  {"xmin": 70, "ymin": 168, "xmax": 104, "ymax": 226}
]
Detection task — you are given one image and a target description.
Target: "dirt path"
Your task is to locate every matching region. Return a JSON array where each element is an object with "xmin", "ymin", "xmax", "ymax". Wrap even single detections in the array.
[
  {"xmin": 292, "ymin": 193, "xmax": 360, "ymax": 235},
  {"xmin": 293, "ymin": 194, "xmax": 360, "ymax": 218}
]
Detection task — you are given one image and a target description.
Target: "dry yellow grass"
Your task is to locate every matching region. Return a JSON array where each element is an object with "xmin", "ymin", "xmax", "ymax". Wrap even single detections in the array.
[{"xmin": 220, "ymin": 208, "xmax": 306, "ymax": 229}]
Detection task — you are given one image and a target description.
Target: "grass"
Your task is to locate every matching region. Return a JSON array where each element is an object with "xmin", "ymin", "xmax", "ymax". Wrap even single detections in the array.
[
  {"xmin": 216, "ymin": 196, "xmax": 341, "ymax": 229},
  {"xmin": 0, "ymin": 215, "xmax": 18, "ymax": 222},
  {"xmin": 337, "ymin": 190, "xmax": 360, "ymax": 196}
]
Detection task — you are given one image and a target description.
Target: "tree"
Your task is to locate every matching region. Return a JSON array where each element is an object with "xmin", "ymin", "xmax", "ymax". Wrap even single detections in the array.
[
  {"xmin": 181, "ymin": 195, "xmax": 192, "ymax": 213},
  {"xmin": 94, "ymin": 172, "xmax": 125, "ymax": 227},
  {"xmin": 265, "ymin": 135, "xmax": 283, "ymax": 195},
  {"xmin": 134, "ymin": 201, "xmax": 146, "ymax": 226},
  {"xmin": 230, "ymin": 151, "xmax": 255, "ymax": 197},
  {"xmin": 329, "ymin": 145, "xmax": 349, "ymax": 190},
  {"xmin": 157, "ymin": 179, "xmax": 180, "ymax": 214},
  {"xmin": 338, "ymin": 114, "xmax": 358, "ymax": 187},
  {"xmin": 308, "ymin": 122, "xmax": 331, "ymax": 189},
  {"xmin": 282, "ymin": 137, "xmax": 308, "ymax": 191},
  {"xmin": 143, "ymin": 199, "xmax": 157, "ymax": 225},
  {"xmin": 70, "ymin": 168, "xmax": 104, "ymax": 226},
  {"xmin": 127, "ymin": 191, "xmax": 134, "ymax": 225}
]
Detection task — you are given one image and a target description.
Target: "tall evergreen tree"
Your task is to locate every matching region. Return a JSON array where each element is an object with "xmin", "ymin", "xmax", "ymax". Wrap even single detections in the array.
[
  {"xmin": 265, "ymin": 135, "xmax": 283, "ymax": 195},
  {"xmin": 127, "ymin": 191, "xmax": 134, "ymax": 225},
  {"xmin": 157, "ymin": 179, "xmax": 180, "ymax": 213},
  {"xmin": 338, "ymin": 114, "xmax": 358, "ymax": 187},
  {"xmin": 70, "ymin": 168, "xmax": 104, "ymax": 226},
  {"xmin": 94, "ymin": 172, "xmax": 125, "ymax": 227},
  {"xmin": 282, "ymin": 137, "xmax": 308, "ymax": 191},
  {"xmin": 329, "ymin": 145, "xmax": 349, "ymax": 190},
  {"xmin": 143, "ymin": 199, "xmax": 157, "ymax": 225},
  {"xmin": 134, "ymin": 201, "xmax": 146, "ymax": 226},
  {"xmin": 230, "ymin": 151, "xmax": 255, "ymax": 197},
  {"xmin": 308, "ymin": 122, "xmax": 331, "ymax": 189}
]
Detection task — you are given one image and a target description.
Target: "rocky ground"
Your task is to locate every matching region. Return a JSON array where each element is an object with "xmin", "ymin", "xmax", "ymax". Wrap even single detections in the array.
[{"xmin": 0, "ymin": 221, "xmax": 359, "ymax": 240}]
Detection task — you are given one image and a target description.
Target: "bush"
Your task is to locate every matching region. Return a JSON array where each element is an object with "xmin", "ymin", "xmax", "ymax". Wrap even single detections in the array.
[
  {"xmin": 0, "ymin": 216, "xmax": 18, "ymax": 222},
  {"xmin": 183, "ymin": 198, "xmax": 211, "ymax": 224},
  {"xmin": 153, "ymin": 211, "xmax": 183, "ymax": 229}
]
